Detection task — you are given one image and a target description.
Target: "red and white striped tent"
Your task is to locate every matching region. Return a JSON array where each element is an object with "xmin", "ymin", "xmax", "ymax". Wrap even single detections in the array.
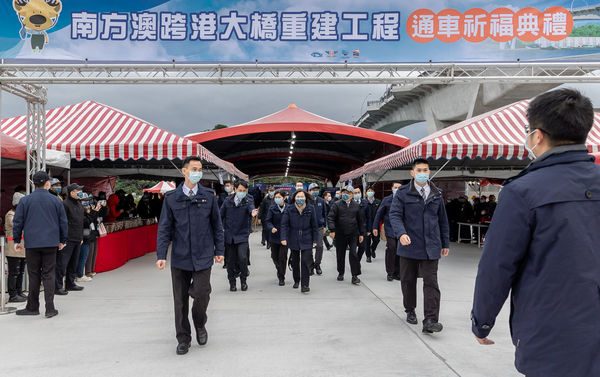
[
  {"xmin": 340, "ymin": 99, "xmax": 600, "ymax": 181},
  {"xmin": 1, "ymin": 101, "xmax": 247, "ymax": 180},
  {"xmin": 144, "ymin": 181, "xmax": 176, "ymax": 194},
  {"xmin": 593, "ymin": 152, "xmax": 600, "ymax": 165}
]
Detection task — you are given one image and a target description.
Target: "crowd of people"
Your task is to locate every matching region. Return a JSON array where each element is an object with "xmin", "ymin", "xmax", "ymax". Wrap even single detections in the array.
[{"xmin": 5, "ymin": 89, "xmax": 599, "ymax": 376}]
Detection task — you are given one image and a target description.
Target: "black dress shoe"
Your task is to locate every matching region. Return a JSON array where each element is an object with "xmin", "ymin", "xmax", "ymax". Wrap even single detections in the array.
[
  {"xmin": 386, "ymin": 275, "xmax": 394, "ymax": 282},
  {"xmin": 196, "ymin": 327, "xmax": 208, "ymax": 346},
  {"xmin": 241, "ymin": 282, "xmax": 248, "ymax": 291},
  {"xmin": 8, "ymin": 295, "xmax": 27, "ymax": 303},
  {"xmin": 336, "ymin": 275, "xmax": 344, "ymax": 281},
  {"xmin": 278, "ymin": 279, "xmax": 285, "ymax": 286},
  {"xmin": 66, "ymin": 285, "xmax": 84, "ymax": 291},
  {"xmin": 372, "ymin": 251, "xmax": 376, "ymax": 259},
  {"xmin": 315, "ymin": 264, "xmax": 322, "ymax": 275},
  {"xmin": 261, "ymin": 241, "xmax": 266, "ymax": 246},
  {"xmin": 229, "ymin": 283, "xmax": 237, "ymax": 292},
  {"xmin": 45, "ymin": 309, "xmax": 59, "ymax": 318},
  {"xmin": 176, "ymin": 342, "xmax": 191, "ymax": 355},
  {"xmin": 55, "ymin": 288, "xmax": 68, "ymax": 296},
  {"xmin": 293, "ymin": 282, "xmax": 299, "ymax": 289},
  {"xmin": 392, "ymin": 274, "xmax": 401, "ymax": 281},
  {"xmin": 301, "ymin": 286, "xmax": 310, "ymax": 293},
  {"xmin": 351, "ymin": 276, "xmax": 361, "ymax": 285},
  {"xmin": 16, "ymin": 308, "xmax": 39, "ymax": 316},
  {"xmin": 406, "ymin": 311, "xmax": 418, "ymax": 325},
  {"xmin": 18, "ymin": 292, "xmax": 28, "ymax": 299},
  {"xmin": 366, "ymin": 257, "xmax": 372, "ymax": 263},
  {"xmin": 422, "ymin": 319, "xmax": 443, "ymax": 333}
]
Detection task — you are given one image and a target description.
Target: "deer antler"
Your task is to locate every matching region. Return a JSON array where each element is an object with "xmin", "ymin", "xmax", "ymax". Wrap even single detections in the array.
[{"xmin": 46, "ymin": 0, "xmax": 60, "ymax": 6}]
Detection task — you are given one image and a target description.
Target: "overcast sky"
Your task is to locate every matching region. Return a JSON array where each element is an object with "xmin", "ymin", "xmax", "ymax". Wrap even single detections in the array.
[{"xmin": 2, "ymin": 83, "xmax": 600, "ymax": 144}]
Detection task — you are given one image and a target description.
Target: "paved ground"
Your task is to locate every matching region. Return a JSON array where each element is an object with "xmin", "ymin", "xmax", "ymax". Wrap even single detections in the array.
[{"xmin": 0, "ymin": 230, "xmax": 521, "ymax": 377}]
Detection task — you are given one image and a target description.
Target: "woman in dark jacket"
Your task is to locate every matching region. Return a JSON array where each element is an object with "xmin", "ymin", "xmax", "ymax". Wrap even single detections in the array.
[
  {"xmin": 77, "ymin": 194, "xmax": 102, "ymax": 282},
  {"xmin": 281, "ymin": 190, "xmax": 319, "ymax": 293},
  {"xmin": 265, "ymin": 191, "xmax": 288, "ymax": 286}
]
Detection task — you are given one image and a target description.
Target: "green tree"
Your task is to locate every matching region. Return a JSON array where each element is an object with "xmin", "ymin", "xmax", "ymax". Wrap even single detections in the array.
[{"xmin": 213, "ymin": 124, "xmax": 228, "ymax": 130}]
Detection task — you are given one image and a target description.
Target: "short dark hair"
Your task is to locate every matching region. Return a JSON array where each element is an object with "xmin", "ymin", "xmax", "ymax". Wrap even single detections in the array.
[
  {"xmin": 235, "ymin": 180, "xmax": 248, "ymax": 189},
  {"xmin": 223, "ymin": 180, "xmax": 232, "ymax": 185},
  {"xmin": 274, "ymin": 190, "xmax": 286, "ymax": 198},
  {"xmin": 412, "ymin": 158, "xmax": 429, "ymax": 169},
  {"xmin": 14, "ymin": 185, "xmax": 26, "ymax": 193},
  {"xmin": 292, "ymin": 189, "xmax": 308, "ymax": 201},
  {"xmin": 527, "ymin": 88, "xmax": 594, "ymax": 145},
  {"xmin": 182, "ymin": 156, "xmax": 202, "ymax": 168}
]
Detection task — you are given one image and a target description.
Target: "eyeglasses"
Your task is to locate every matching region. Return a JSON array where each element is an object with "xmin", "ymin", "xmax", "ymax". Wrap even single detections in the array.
[{"xmin": 525, "ymin": 125, "xmax": 552, "ymax": 137}]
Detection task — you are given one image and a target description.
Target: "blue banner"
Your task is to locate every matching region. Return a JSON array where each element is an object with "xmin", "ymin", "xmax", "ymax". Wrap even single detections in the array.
[{"xmin": 1, "ymin": 1, "xmax": 597, "ymax": 62}]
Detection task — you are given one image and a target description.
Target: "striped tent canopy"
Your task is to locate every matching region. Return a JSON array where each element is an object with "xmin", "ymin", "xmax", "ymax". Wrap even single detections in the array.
[
  {"xmin": 1, "ymin": 101, "xmax": 247, "ymax": 179},
  {"xmin": 144, "ymin": 181, "xmax": 176, "ymax": 194},
  {"xmin": 340, "ymin": 99, "xmax": 600, "ymax": 182}
]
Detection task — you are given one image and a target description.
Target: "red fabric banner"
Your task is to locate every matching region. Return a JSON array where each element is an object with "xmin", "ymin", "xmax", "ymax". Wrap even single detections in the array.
[{"xmin": 95, "ymin": 224, "xmax": 158, "ymax": 273}]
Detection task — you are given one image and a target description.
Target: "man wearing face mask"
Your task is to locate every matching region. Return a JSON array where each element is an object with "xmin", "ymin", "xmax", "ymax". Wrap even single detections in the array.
[
  {"xmin": 353, "ymin": 187, "xmax": 371, "ymax": 263},
  {"xmin": 56, "ymin": 183, "xmax": 87, "ymax": 295},
  {"xmin": 390, "ymin": 158, "xmax": 450, "ymax": 334},
  {"xmin": 471, "ymin": 89, "xmax": 600, "ymax": 377},
  {"xmin": 307, "ymin": 183, "xmax": 327, "ymax": 275},
  {"xmin": 373, "ymin": 182, "xmax": 402, "ymax": 282},
  {"xmin": 327, "ymin": 186, "xmax": 365, "ymax": 285},
  {"xmin": 218, "ymin": 181, "xmax": 233, "ymax": 208},
  {"xmin": 259, "ymin": 187, "xmax": 276, "ymax": 249},
  {"xmin": 364, "ymin": 187, "xmax": 381, "ymax": 262},
  {"xmin": 333, "ymin": 190, "xmax": 341, "ymax": 203},
  {"xmin": 156, "ymin": 156, "xmax": 224, "ymax": 356},
  {"xmin": 220, "ymin": 180, "xmax": 259, "ymax": 292},
  {"xmin": 49, "ymin": 178, "xmax": 63, "ymax": 200}
]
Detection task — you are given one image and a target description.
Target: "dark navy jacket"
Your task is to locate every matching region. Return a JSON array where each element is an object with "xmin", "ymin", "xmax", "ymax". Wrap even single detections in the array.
[
  {"xmin": 264, "ymin": 203, "xmax": 287, "ymax": 244},
  {"xmin": 13, "ymin": 189, "xmax": 68, "ymax": 248},
  {"xmin": 308, "ymin": 196, "xmax": 327, "ymax": 228},
  {"xmin": 220, "ymin": 194, "xmax": 255, "ymax": 244},
  {"xmin": 372, "ymin": 194, "xmax": 395, "ymax": 239},
  {"xmin": 280, "ymin": 204, "xmax": 319, "ymax": 251},
  {"xmin": 389, "ymin": 181, "xmax": 450, "ymax": 260},
  {"xmin": 157, "ymin": 184, "xmax": 224, "ymax": 272},
  {"xmin": 471, "ymin": 148, "xmax": 600, "ymax": 377},
  {"xmin": 366, "ymin": 197, "xmax": 381, "ymax": 232}
]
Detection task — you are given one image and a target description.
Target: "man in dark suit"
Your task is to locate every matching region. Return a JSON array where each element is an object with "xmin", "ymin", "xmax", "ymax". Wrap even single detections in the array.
[
  {"xmin": 364, "ymin": 186, "xmax": 381, "ymax": 262},
  {"xmin": 13, "ymin": 171, "xmax": 67, "ymax": 318},
  {"xmin": 373, "ymin": 182, "xmax": 402, "ymax": 281},
  {"xmin": 390, "ymin": 158, "xmax": 450, "ymax": 334},
  {"xmin": 156, "ymin": 156, "xmax": 225, "ymax": 356},
  {"xmin": 327, "ymin": 185, "xmax": 365, "ymax": 286}
]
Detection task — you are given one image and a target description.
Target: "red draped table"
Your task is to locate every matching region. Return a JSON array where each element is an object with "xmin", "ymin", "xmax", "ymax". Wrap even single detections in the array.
[{"xmin": 95, "ymin": 224, "xmax": 158, "ymax": 273}]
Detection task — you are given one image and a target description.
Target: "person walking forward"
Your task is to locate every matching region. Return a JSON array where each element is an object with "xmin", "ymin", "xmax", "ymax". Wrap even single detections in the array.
[
  {"xmin": 156, "ymin": 157, "xmax": 224, "ymax": 356},
  {"xmin": 390, "ymin": 159, "xmax": 450, "ymax": 334}
]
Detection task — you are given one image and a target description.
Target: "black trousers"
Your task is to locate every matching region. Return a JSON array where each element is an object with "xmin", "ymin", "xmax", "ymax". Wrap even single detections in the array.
[
  {"xmin": 56, "ymin": 240, "xmax": 81, "ymax": 289},
  {"xmin": 225, "ymin": 242, "xmax": 249, "ymax": 283},
  {"xmin": 366, "ymin": 233, "xmax": 380, "ymax": 256},
  {"xmin": 25, "ymin": 247, "xmax": 57, "ymax": 312},
  {"xmin": 384, "ymin": 237, "xmax": 400, "ymax": 277},
  {"xmin": 171, "ymin": 266, "xmax": 212, "ymax": 344},
  {"xmin": 323, "ymin": 235, "xmax": 332, "ymax": 249},
  {"xmin": 290, "ymin": 249, "xmax": 313, "ymax": 287},
  {"xmin": 357, "ymin": 235, "xmax": 368, "ymax": 260},
  {"xmin": 7, "ymin": 257, "xmax": 26, "ymax": 297},
  {"xmin": 270, "ymin": 242, "xmax": 288, "ymax": 281},
  {"xmin": 261, "ymin": 225, "xmax": 270, "ymax": 246},
  {"xmin": 399, "ymin": 257, "xmax": 440, "ymax": 322},
  {"xmin": 335, "ymin": 234, "xmax": 361, "ymax": 277}
]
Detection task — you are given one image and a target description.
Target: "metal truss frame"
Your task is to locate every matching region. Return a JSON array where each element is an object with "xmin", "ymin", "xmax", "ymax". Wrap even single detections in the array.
[{"xmin": 1, "ymin": 62, "xmax": 600, "ymax": 85}]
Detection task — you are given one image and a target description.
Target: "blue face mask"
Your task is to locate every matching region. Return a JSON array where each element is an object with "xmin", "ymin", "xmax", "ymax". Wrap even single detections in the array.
[
  {"xmin": 392, "ymin": 188, "xmax": 398, "ymax": 196},
  {"xmin": 269, "ymin": 192, "xmax": 274, "ymax": 197},
  {"xmin": 53, "ymin": 187, "xmax": 61, "ymax": 194},
  {"xmin": 335, "ymin": 193, "xmax": 341, "ymax": 199},
  {"xmin": 415, "ymin": 173, "xmax": 429, "ymax": 185},
  {"xmin": 188, "ymin": 171, "xmax": 203, "ymax": 184},
  {"xmin": 275, "ymin": 198, "xmax": 283, "ymax": 206},
  {"xmin": 311, "ymin": 190, "xmax": 319, "ymax": 197},
  {"xmin": 342, "ymin": 193, "xmax": 350, "ymax": 201},
  {"xmin": 224, "ymin": 186, "xmax": 232, "ymax": 193},
  {"xmin": 236, "ymin": 191, "xmax": 247, "ymax": 200},
  {"xmin": 77, "ymin": 192, "xmax": 83, "ymax": 199},
  {"xmin": 296, "ymin": 186, "xmax": 303, "ymax": 191},
  {"xmin": 326, "ymin": 197, "xmax": 332, "ymax": 202},
  {"xmin": 367, "ymin": 191, "xmax": 374, "ymax": 198},
  {"xmin": 295, "ymin": 197, "xmax": 306, "ymax": 205},
  {"xmin": 355, "ymin": 193, "xmax": 362, "ymax": 200}
]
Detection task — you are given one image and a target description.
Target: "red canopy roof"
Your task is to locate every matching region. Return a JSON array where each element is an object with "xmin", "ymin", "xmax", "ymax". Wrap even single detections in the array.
[
  {"xmin": 1, "ymin": 101, "xmax": 247, "ymax": 179},
  {"xmin": 187, "ymin": 104, "xmax": 409, "ymax": 181},
  {"xmin": 340, "ymin": 99, "xmax": 600, "ymax": 181},
  {"xmin": 1, "ymin": 132, "xmax": 27, "ymax": 161}
]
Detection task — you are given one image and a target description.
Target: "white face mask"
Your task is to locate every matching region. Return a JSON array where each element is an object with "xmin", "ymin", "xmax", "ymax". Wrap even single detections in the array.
[{"xmin": 525, "ymin": 130, "xmax": 539, "ymax": 159}]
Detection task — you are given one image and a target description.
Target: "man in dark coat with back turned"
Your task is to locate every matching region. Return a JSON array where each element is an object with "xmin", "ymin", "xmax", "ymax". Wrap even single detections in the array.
[
  {"xmin": 157, "ymin": 156, "xmax": 224, "ymax": 356},
  {"xmin": 13, "ymin": 171, "xmax": 67, "ymax": 318},
  {"xmin": 373, "ymin": 182, "xmax": 402, "ymax": 281},
  {"xmin": 390, "ymin": 159, "xmax": 450, "ymax": 334},
  {"xmin": 471, "ymin": 89, "xmax": 600, "ymax": 377}
]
